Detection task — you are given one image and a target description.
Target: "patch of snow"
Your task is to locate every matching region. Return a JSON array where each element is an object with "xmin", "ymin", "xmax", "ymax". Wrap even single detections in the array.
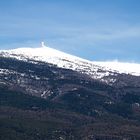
[
  {"xmin": 0, "ymin": 68, "xmax": 16, "ymax": 75},
  {"xmin": 41, "ymin": 91, "xmax": 46, "ymax": 97}
]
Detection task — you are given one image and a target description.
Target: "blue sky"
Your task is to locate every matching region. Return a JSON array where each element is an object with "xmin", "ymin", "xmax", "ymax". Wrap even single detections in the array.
[{"xmin": 0, "ymin": 0, "xmax": 140, "ymax": 62}]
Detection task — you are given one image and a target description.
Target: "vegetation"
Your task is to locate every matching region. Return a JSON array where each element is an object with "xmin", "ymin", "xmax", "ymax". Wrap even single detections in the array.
[{"xmin": 1, "ymin": 86, "xmax": 140, "ymax": 140}]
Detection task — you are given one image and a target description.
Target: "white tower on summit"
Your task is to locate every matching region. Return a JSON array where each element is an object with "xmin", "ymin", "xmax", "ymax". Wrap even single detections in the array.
[{"xmin": 41, "ymin": 42, "xmax": 46, "ymax": 48}]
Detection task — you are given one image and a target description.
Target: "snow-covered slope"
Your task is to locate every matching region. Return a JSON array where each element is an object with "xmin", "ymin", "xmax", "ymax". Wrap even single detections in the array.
[
  {"xmin": 0, "ymin": 42, "xmax": 140, "ymax": 85},
  {"xmin": 94, "ymin": 61, "xmax": 140, "ymax": 76}
]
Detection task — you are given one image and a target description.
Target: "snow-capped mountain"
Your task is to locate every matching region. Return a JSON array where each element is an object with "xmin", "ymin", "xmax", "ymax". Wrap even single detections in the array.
[
  {"xmin": 1, "ymin": 42, "xmax": 140, "ymax": 130},
  {"xmin": 0, "ymin": 42, "xmax": 140, "ymax": 85}
]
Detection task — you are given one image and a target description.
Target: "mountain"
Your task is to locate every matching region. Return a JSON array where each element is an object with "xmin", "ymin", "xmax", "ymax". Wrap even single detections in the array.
[
  {"xmin": 0, "ymin": 43, "xmax": 140, "ymax": 140},
  {"xmin": 1, "ymin": 42, "xmax": 140, "ymax": 84}
]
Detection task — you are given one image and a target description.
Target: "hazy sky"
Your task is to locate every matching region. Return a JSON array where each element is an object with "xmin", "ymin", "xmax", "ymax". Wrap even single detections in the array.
[{"xmin": 0, "ymin": 0, "xmax": 140, "ymax": 62}]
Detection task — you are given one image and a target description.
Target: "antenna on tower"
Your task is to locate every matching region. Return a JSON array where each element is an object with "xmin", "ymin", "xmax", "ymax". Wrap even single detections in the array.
[{"xmin": 41, "ymin": 41, "xmax": 46, "ymax": 48}]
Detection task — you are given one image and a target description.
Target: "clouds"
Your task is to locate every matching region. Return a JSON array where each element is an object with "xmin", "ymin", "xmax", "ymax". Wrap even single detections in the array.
[{"xmin": 83, "ymin": 26, "xmax": 140, "ymax": 42}]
